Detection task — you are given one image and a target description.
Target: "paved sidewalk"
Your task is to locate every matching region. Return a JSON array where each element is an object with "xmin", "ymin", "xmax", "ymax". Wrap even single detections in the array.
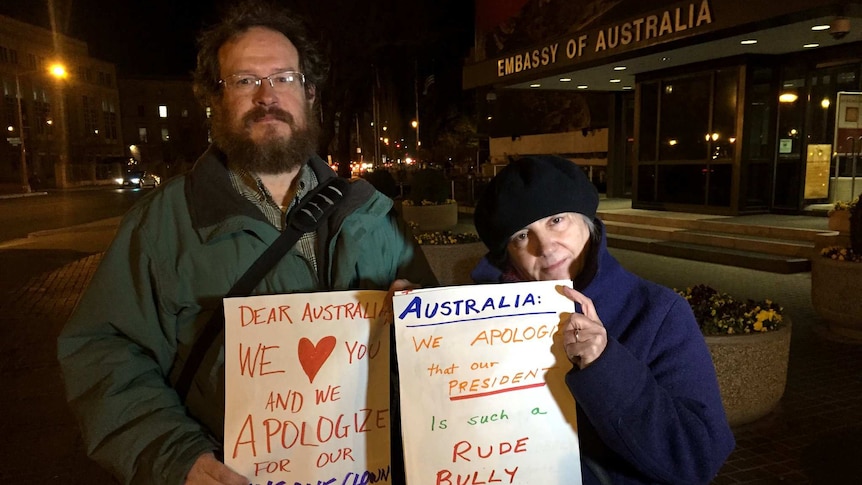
[{"xmin": 0, "ymin": 210, "xmax": 860, "ymax": 483}]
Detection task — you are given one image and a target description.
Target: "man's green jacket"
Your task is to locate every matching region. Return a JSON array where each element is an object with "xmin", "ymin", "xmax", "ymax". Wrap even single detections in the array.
[{"xmin": 57, "ymin": 148, "xmax": 436, "ymax": 484}]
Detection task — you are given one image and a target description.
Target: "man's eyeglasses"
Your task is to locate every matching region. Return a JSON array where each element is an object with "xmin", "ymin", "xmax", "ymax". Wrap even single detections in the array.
[{"xmin": 219, "ymin": 70, "xmax": 306, "ymax": 94}]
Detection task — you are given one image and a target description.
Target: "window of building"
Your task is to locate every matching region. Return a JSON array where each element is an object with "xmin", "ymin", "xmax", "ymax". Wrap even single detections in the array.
[
  {"xmin": 638, "ymin": 82, "xmax": 659, "ymax": 162},
  {"xmin": 659, "ymin": 74, "xmax": 711, "ymax": 161},
  {"xmin": 161, "ymin": 127, "xmax": 170, "ymax": 141},
  {"xmin": 159, "ymin": 105, "xmax": 168, "ymax": 118},
  {"xmin": 139, "ymin": 127, "xmax": 148, "ymax": 143},
  {"xmin": 82, "ymin": 95, "xmax": 99, "ymax": 136},
  {"xmin": 34, "ymin": 100, "xmax": 51, "ymax": 135},
  {"xmin": 4, "ymin": 96, "xmax": 17, "ymax": 130},
  {"xmin": 638, "ymin": 67, "xmax": 741, "ymax": 207},
  {"xmin": 102, "ymin": 100, "xmax": 118, "ymax": 140}
]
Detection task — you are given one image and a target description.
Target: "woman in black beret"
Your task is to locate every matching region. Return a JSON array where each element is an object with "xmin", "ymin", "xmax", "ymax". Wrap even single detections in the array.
[{"xmin": 472, "ymin": 155, "xmax": 734, "ymax": 485}]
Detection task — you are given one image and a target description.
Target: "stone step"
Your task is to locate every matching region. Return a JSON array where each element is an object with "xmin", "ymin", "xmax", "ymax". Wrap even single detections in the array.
[
  {"xmin": 597, "ymin": 209, "xmax": 825, "ymax": 274},
  {"xmin": 606, "ymin": 234, "xmax": 811, "ymax": 274}
]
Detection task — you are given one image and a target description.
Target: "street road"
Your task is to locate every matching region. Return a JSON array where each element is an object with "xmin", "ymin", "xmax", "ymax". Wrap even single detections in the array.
[
  {"xmin": 0, "ymin": 186, "xmax": 149, "ymax": 243},
  {"xmin": 0, "ymin": 186, "xmax": 150, "ymax": 297}
]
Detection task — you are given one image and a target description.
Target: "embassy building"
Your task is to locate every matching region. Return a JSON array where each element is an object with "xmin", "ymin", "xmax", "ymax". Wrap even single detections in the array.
[{"xmin": 465, "ymin": 0, "xmax": 862, "ymax": 215}]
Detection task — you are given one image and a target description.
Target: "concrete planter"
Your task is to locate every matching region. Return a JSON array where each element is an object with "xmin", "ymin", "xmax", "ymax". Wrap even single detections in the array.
[
  {"xmin": 420, "ymin": 241, "xmax": 487, "ymax": 286},
  {"xmin": 401, "ymin": 203, "xmax": 458, "ymax": 232},
  {"xmin": 812, "ymin": 257, "xmax": 862, "ymax": 340},
  {"xmin": 828, "ymin": 210, "xmax": 851, "ymax": 233},
  {"xmin": 705, "ymin": 321, "xmax": 791, "ymax": 427}
]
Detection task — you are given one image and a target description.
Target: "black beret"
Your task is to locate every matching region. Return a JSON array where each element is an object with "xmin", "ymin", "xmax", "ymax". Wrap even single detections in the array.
[{"xmin": 474, "ymin": 155, "xmax": 598, "ymax": 264}]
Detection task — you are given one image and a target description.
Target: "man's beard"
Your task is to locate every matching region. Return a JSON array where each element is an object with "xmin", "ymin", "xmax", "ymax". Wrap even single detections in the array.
[{"xmin": 212, "ymin": 104, "xmax": 320, "ymax": 175}]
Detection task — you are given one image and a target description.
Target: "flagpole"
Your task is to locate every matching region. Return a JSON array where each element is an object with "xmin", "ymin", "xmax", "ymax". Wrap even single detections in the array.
[
  {"xmin": 373, "ymin": 65, "xmax": 381, "ymax": 167},
  {"xmin": 414, "ymin": 60, "xmax": 420, "ymax": 155}
]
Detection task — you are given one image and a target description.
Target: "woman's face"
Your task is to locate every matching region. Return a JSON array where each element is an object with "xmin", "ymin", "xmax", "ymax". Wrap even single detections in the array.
[{"xmin": 506, "ymin": 212, "xmax": 591, "ymax": 281}]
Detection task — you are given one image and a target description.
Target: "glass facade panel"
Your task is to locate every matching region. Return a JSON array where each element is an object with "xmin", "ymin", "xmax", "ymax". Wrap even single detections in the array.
[
  {"xmin": 639, "ymin": 82, "xmax": 658, "ymax": 162},
  {"xmin": 743, "ymin": 71, "xmax": 773, "ymax": 161},
  {"xmin": 741, "ymin": 66, "xmax": 775, "ymax": 211},
  {"xmin": 744, "ymin": 161, "xmax": 771, "ymax": 208},
  {"xmin": 637, "ymin": 164, "xmax": 656, "ymax": 202},
  {"xmin": 711, "ymin": 69, "xmax": 738, "ymax": 160},
  {"xmin": 708, "ymin": 164, "xmax": 732, "ymax": 206},
  {"xmin": 657, "ymin": 164, "xmax": 706, "ymax": 204},
  {"xmin": 659, "ymin": 74, "xmax": 710, "ymax": 160},
  {"xmin": 776, "ymin": 77, "xmax": 805, "ymax": 160}
]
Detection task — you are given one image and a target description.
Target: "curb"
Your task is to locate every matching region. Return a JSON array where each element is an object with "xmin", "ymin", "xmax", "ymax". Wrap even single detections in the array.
[{"xmin": 0, "ymin": 191, "xmax": 49, "ymax": 200}]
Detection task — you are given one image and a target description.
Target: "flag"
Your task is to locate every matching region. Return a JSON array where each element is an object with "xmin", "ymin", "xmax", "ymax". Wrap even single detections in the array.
[{"xmin": 423, "ymin": 74, "xmax": 435, "ymax": 95}]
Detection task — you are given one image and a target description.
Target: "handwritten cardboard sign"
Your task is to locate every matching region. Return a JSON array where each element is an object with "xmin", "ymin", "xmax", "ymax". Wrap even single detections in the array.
[
  {"xmin": 392, "ymin": 280, "xmax": 581, "ymax": 484},
  {"xmin": 224, "ymin": 290, "xmax": 392, "ymax": 484}
]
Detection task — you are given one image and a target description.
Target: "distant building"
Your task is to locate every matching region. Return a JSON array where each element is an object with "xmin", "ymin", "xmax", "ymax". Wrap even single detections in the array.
[
  {"xmin": 0, "ymin": 14, "xmax": 124, "ymax": 189},
  {"xmin": 118, "ymin": 78, "xmax": 210, "ymax": 182}
]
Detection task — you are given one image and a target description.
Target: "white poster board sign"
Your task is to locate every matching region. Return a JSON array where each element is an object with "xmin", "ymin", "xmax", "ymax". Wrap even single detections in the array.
[
  {"xmin": 223, "ymin": 290, "xmax": 392, "ymax": 484},
  {"xmin": 393, "ymin": 280, "xmax": 582, "ymax": 484}
]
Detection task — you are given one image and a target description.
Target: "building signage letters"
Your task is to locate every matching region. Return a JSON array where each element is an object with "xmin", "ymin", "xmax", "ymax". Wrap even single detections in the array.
[{"xmin": 495, "ymin": 0, "xmax": 713, "ymax": 79}]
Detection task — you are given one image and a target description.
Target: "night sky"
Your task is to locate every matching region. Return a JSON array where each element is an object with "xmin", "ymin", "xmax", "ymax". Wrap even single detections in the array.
[{"xmin": 0, "ymin": 0, "xmax": 475, "ymax": 79}]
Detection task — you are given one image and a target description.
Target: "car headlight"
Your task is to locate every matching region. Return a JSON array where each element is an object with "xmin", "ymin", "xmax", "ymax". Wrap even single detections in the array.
[
  {"xmin": 115, "ymin": 178, "xmax": 124, "ymax": 184},
  {"xmin": 130, "ymin": 178, "xmax": 141, "ymax": 184}
]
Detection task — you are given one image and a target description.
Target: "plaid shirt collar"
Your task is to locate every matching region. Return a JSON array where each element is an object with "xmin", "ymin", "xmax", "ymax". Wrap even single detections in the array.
[{"xmin": 226, "ymin": 163, "xmax": 318, "ymax": 230}]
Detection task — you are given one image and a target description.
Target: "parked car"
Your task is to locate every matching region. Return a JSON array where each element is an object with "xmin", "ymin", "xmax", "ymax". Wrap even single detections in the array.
[{"xmin": 117, "ymin": 171, "xmax": 160, "ymax": 188}]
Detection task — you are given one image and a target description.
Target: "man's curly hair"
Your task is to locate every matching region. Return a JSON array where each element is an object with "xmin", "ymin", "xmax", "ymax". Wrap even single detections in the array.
[{"xmin": 192, "ymin": 0, "xmax": 328, "ymax": 107}]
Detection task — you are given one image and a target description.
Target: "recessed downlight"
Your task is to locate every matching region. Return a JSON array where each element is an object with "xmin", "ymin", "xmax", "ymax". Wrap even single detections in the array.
[
  {"xmin": 559, "ymin": 77, "xmax": 572, "ymax": 82},
  {"xmin": 609, "ymin": 79, "xmax": 621, "ymax": 83},
  {"xmin": 577, "ymin": 85, "xmax": 588, "ymax": 89},
  {"xmin": 740, "ymin": 39, "xmax": 757, "ymax": 45},
  {"xmin": 529, "ymin": 83, "xmax": 541, "ymax": 88},
  {"xmin": 803, "ymin": 43, "xmax": 820, "ymax": 48},
  {"xmin": 613, "ymin": 66, "xmax": 627, "ymax": 71},
  {"xmin": 811, "ymin": 24, "xmax": 830, "ymax": 31}
]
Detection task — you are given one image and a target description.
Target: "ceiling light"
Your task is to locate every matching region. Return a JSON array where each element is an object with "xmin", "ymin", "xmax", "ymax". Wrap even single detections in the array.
[
  {"xmin": 529, "ymin": 83, "xmax": 541, "ymax": 88},
  {"xmin": 803, "ymin": 43, "xmax": 819, "ymax": 48},
  {"xmin": 559, "ymin": 77, "xmax": 572, "ymax": 82},
  {"xmin": 623, "ymin": 86, "xmax": 633, "ymax": 90},
  {"xmin": 577, "ymin": 85, "xmax": 588, "ymax": 89},
  {"xmin": 660, "ymin": 56, "xmax": 670, "ymax": 61},
  {"xmin": 613, "ymin": 66, "xmax": 627, "ymax": 71},
  {"xmin": 740, "ymin": 39, "xmax": 757, "ymax": 45},
  {"xmin": 811, "ymin": 24, "xmax": 830, "ymax": 31},
  {"xmin": 609, "ymin": 79, "xmax": 621, "ymax": 83}
]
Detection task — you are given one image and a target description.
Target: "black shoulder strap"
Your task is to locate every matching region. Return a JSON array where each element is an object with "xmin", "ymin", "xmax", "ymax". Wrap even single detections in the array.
[{"xmin": 175, "ymin": 176, "xmax": 350, "ymax": 402}]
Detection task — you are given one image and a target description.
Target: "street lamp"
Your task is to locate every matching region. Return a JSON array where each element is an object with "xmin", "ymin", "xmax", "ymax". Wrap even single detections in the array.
[
  {"xmin": 411, "ymin": 119, "xmax": 419, "ymax": 152},
  {"xmin": 12, "ymin": 63, "xmax": 67, "ymax": 193}
]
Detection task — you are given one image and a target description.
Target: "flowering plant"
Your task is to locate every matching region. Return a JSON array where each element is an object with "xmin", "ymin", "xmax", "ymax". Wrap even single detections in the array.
[
  {"xmin": 402, "ymin": 198, "xmax": 457, "ymax": 206},
  {"xmin": 820, "ymin": 246, "xmax": 862, "ymax": 262},
  {"xmin": 676, "ymin": 284, "xmax": 784, "ymax": 336},
  {"xmin": 822, "ymin": 194, "xmax": 861, "ymax": 262},
  {"xmin": 408, "ymin": 222, "xmax": 480, "ymax": 245},
  {"xmin": 828, "ymin": 197, "xmax": 858, "ymax": 215},
  {"xmin": 414, "ymin": 230, "xmax": 481, "ymax": 245}
]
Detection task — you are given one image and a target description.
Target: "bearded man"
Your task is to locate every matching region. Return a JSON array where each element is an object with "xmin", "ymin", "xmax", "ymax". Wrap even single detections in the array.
[{"xmin": 57, "ymin": 1, "xmax": 436, "ymax": 484}]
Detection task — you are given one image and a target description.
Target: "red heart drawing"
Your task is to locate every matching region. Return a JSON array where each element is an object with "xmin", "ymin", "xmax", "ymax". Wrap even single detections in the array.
[{"xmin": 298, "ymin": 336, "xmax": 336, "ymax": 383}]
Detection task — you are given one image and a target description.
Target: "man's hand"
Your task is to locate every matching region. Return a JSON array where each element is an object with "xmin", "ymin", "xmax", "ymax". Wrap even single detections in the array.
[
  {"xmin": 561, "ymin": 287, "xmax": 608, "ymax": 370},
  {"xmin": 184, "ymin": 453, "xmax": 248, "ymax": 485},
  {"xmin": 380, "ymin": 279, "xmax": 420, "ymax": 323}
]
